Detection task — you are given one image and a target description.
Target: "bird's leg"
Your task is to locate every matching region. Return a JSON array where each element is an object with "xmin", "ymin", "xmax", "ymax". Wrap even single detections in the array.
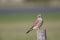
[{"xmin": 37, "ymin": 27, "xmax": 42, "ymax": 31}]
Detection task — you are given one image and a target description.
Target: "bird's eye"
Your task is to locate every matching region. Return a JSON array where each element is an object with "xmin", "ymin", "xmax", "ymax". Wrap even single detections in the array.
[{"xmin": 39, "ymin": 16, "xmax": 40, "ymax": 17}]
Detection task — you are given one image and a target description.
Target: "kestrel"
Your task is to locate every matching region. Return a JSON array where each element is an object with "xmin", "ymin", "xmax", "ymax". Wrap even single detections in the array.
[{"xmin": 26, "ymin": 14, "xmax": 43, "ymax": 34}]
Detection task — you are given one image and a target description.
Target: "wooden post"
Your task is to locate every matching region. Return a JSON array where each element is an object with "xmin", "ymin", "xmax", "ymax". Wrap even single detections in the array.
[{"xmin": 37, "ymin": 29, "xmax": 47, "ymax": 40}]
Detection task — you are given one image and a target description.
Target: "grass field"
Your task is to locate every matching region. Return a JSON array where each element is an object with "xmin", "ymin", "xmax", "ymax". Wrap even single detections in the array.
[{"xmin": 0, "ymin": 13, "xmax": 60, "ymax": 40}]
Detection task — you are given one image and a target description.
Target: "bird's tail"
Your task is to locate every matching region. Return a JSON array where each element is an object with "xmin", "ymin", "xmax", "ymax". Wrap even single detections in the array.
[
  {"xmin": 26, "ymin": 28, "xmax": 33, "ymax": 34},
  {"xmin": 26, "ymin": 27, "xmax": 33, "ymax": 34}
]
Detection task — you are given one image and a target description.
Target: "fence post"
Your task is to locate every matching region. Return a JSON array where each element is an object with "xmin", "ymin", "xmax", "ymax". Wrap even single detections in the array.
[{"xmin": 37, "ymin": 29, "xmax": 47, "ymax": 40}]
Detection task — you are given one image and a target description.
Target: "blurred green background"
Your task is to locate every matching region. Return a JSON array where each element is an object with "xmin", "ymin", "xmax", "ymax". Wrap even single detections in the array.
[{"xmin": 0, "ymin": 0, "xmax": 60, "ymax": 40}]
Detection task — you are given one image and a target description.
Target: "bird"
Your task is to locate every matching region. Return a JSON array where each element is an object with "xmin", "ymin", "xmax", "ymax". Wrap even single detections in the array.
[{"xmin": 26, "ymin": 14, "xmax": 43, "ymax": 34}]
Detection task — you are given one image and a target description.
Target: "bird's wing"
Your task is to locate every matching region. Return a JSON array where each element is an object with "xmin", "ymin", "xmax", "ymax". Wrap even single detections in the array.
[
  {"xmin": 32, "ymin": 19, "xmax": 39, "ymax": 27},
  {"xmin": 26, "ymin": 19, "xmax": 39, "ymax": 33}
]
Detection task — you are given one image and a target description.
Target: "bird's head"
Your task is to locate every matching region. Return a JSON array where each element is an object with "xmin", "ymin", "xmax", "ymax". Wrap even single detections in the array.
[{"xmin": 37, "ymin": 14, "xmax": 42, "ymax": 18}]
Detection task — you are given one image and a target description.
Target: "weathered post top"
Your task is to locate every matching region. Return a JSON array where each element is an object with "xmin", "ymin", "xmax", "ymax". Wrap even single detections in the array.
[{"xmin": 37, "ymin": 29, "xmax": 47, "ymax": 40}]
